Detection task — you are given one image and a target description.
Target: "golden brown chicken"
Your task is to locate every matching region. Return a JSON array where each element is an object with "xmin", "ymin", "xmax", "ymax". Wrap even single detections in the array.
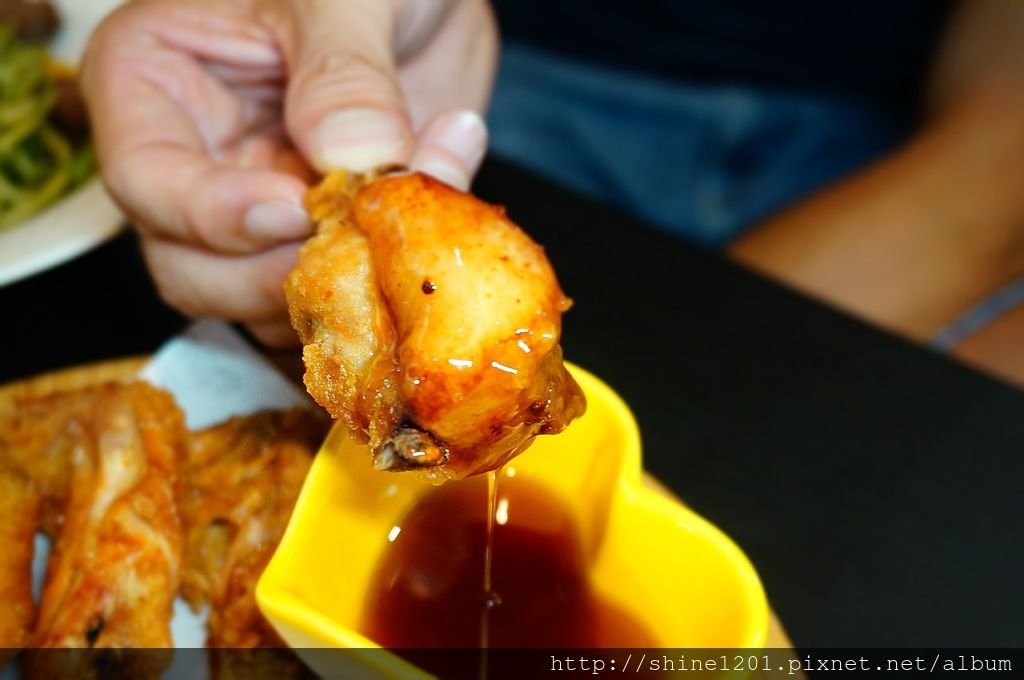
[
  {"xmin": 0, "ymin": 464, "xmax": 38, "ymax": 656},
  {"xmin": 0, "ymin": 376, "xmax": 324, "ymax": 673},
  {"xmin": 0, "ymin": 382, "xmax": 186, "ymax": 664},
  {"xmin": 181, "ymin": 408, "xmax": 326, "ymax": 649},
  {"xmin": 0, "ymin": 387, "xmax": 118, "ymax": 654},
  {"xmin": 29, "ymin": 383, "xmax": 186, "ymax": 650},
  {"xmin": 285, "ymin": 171, "xmax": 585, "ymax": 479},
  {"xmin": 0, "ymin": 388, "xmax": 101, "ymax": 536}
]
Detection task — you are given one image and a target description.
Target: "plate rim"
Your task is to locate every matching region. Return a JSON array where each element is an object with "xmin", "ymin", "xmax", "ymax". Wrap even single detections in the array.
[
  {"xmin": 0, "ymin": 0, "xmax": 126, "ymax": 288},
  {"xmin": 0, "ymin": 179, "xmax": 124, "ymax": 287}
]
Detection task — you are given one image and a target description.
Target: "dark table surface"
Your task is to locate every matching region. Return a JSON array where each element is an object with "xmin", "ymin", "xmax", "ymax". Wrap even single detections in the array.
[{"xmin": 3, "ymin": 159, "xmax": 1023, "ymax": 648}]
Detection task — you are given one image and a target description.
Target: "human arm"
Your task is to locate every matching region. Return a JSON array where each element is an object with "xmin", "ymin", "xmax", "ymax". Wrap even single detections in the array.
[{"xmin": 728, "ymin": 0, "xmax": 1024, "ymax": 341}]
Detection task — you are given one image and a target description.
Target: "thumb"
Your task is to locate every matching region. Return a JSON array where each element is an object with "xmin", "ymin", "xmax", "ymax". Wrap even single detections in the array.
[{"xmin": 281, "ymin": 0, "xmax": 413, "ymax": 173}]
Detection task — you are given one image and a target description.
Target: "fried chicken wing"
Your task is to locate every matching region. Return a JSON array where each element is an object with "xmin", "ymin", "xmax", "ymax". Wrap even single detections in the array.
[
  {"xmin": 286, "ymin": 172, "xmax": 585, "ymax": 479},
  {"xmin": 29, "ymin": 383, "xmax": 186, "ymax": 650},
  {"xmin": 1, "ymin": 390, "xmax": 89, "ymax": 654},
  {"xmin": 1, "ymin": 383, "xmax": 184, "ymax": 659},
  {"xmin": 1, "ymin": 389, "xmax": 101, "ymax": 535},
  {"xmin": 0, "ymin": 375, "xmax": 324, "ymax": 671},
  {"xmin": 181, "ymin": 409, "xmax": 326, "ymax": 649},
  {"xmin": 0, "ymin": 464, "xmax": 38, "ymax": 654}
]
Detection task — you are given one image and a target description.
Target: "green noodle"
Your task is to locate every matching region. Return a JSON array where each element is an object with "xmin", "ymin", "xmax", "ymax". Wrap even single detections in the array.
[{"xmin": 0, "ymin": 24, "xmax": 94, "ymax": 232}]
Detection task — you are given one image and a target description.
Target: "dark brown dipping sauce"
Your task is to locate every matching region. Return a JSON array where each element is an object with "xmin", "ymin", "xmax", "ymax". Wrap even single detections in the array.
[{"xmin": 361, "ymin": 475, "xmax": 656, "ymax": 648}]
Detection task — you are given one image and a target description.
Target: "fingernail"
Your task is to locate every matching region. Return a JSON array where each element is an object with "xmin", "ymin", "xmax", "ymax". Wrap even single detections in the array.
[
  {"xmin": 410, "ymin": 110, "xmax": 487, "ymax": 190},
  {"xmin": 245, "ymin": 201, "xmax": 312, "ymax": 242},
  {"xmin": 410, "ymin": 154, "xmax": 470, "ymax": 190},
  {"xmin": 428, "ymin": 110, "xmax": 487, "ymax": 172},
  {"xmin": 315, "ymin": 108, "xmax": 409, "ymax": 172}
]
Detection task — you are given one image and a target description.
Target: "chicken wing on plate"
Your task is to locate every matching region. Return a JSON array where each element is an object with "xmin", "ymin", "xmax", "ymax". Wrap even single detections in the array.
[
  {"xmin": 0, "ymin": 464, "xmax": 38, "ymax": 654},
  {"xmin": 285, "ymin": 171, "xmax": 585, "ymax": 479},
  {"xmin": 29, "ymin": 383, "xmax": 186, "ymax": 649},
  {"xmin": 0, "ymin": 383, "xmax": 184, "ymax": 656},
  {"xmin": 0, "ymin": 389, "xmax": 100, "ymax": 535},
  {"xmin": 181, "ymin": 408, "xmax": 327, "ymax": 648},
  {"xmin": 1, "ymin": 388, "xmax": 110, "ymax": 653}
]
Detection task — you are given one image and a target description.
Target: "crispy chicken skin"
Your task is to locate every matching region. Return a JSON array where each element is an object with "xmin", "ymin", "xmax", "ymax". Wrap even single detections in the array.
[
  {"xmin": 1, "ymin": 390, "xmax": 127, "ymax": 652},
  {"xmin": 0, "ymin": 464, "xmax": 38, "ymax": 654},
  {"xmin": 29, "ymin": 383, "xmax": 186, "ymax": 649},
  {"xmin": 284, "ymin": 173, "xmax": 403, "ymax": 452},
  {"xmin": 1, "ymin": 389, "xmax": 100, "ymax": 536},
  {"xmin": 285, "ymin": 171, "xmax": 585, "ymax": 479},
  {"xmin": 0, "ymin": 384, "xmax": 185, "ymax": 656},
  {"xmin": 0, "ymin": 379, "xmax": 322, "ymax": 671},
  {"xmin": 181, "ymin": 409, "xmax": 326, "ymax": 648}
]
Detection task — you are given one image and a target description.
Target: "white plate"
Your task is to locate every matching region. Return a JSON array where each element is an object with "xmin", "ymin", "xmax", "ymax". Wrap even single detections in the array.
[{"xmin": 0, "ymin": 0, "xmax": 124, "ymax": 288}]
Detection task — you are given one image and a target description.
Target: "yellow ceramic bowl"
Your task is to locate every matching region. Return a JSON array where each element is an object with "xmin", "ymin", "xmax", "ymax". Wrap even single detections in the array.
[{"xmin": 257, "ymin": 364, "xmax": 769, "ymax": 676}]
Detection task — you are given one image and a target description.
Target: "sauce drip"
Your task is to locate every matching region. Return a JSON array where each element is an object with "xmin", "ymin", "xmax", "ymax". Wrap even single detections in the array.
[{"xmin": 479, "ymin": 470, "xmax": 500, "ymax": 679}]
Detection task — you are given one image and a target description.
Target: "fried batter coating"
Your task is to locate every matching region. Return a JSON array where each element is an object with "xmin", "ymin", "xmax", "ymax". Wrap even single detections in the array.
[
  {"xmin": 1, "ymin": 389, "xmax": 100, "ymax": 535},
  {"xmin": 29, "ymin": 383, "xmax": 186, "ymax": 649},
  {"xmin": 1, "ymin": 383, "xmax": 184, "ymax": 663},
  {"xmin": 181, "ymin": 408, "xmax": 326, "ymax": 648},
  {"xmin": 0, "ymin": 378, "xmax": 324, "ymax": 670},
  {"xmin": 283, "ymin": 173, "xmax": 403, "ymax": 453},
  {"xmin": 285, "ymin": 171, "xmax": 585, "ymax": 479},
  {"xmin": 0, "ymin": 464, "xmax": 38, "ymax": 654}
]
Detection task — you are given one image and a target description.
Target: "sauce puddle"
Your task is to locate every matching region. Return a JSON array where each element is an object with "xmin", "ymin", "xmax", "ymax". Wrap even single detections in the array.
[{"xmin": 362, "ymin": 473, "xmax": 655, "ymax": 660}]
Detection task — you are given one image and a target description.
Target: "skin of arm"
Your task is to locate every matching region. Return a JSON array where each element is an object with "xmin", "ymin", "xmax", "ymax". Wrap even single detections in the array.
[{"xmin": 727, "ymin": 0, "xmax": 1024, "ymax": 342}]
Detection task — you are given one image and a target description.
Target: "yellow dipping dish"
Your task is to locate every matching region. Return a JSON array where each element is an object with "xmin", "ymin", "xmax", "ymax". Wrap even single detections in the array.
[{"xmin": 257, "ymin": 364, "xmax": 769, "ymax": 677}]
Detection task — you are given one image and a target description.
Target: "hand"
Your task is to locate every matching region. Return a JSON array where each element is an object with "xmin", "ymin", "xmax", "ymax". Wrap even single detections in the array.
[{"xmin": 81, "ymin": 0, "xmax": 496, "ymax": 345}]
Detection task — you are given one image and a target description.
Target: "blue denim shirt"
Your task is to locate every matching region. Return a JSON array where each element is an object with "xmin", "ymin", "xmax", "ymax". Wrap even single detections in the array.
[{"xmin": 488, "ymin": 43, "xmax": 908, "ymax": 247}]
